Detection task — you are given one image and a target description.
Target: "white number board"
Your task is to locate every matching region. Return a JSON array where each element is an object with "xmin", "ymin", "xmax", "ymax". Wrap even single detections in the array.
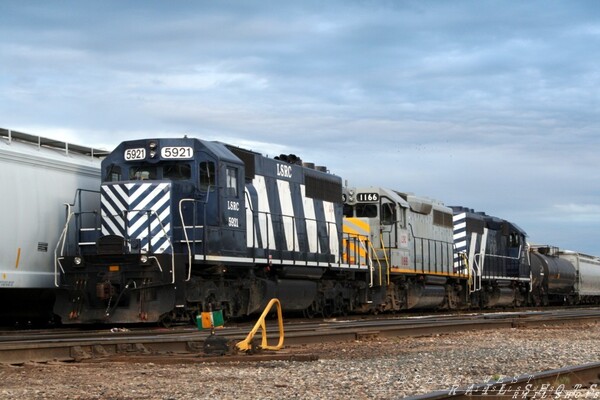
[
  {"xmin": 124, "ymin": 148, "xmax": 146, "ymax": 161},
  {"xmin": 161, "ymin": 146, "xmax": 193, "ymax": 159}
]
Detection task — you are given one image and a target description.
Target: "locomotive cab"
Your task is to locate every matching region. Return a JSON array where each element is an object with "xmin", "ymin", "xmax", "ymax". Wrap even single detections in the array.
[
  {"xmin": 55, "ymin": 137, "xmax": 249, "ymax": 323},
  {"xmin": 343, "ymin": 187, "xmax": 411, "ymax": 277},
  {"xmin": 98, "ymin": 138, "xmax": 247, "ymax": 257}
]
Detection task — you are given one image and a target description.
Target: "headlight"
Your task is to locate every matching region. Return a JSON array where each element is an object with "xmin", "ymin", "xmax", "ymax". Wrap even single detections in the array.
[
  {"xmin": 140, "ymin": 255, "xmax": 149, "ymax": 264},
  {"xmin": 74, "ymin": 257, "xmax": 83, "ymax": 266}
]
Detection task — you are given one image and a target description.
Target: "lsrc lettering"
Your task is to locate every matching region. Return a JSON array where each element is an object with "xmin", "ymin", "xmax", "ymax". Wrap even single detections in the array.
[{"xmin": 276, "ymin": 164, "xmax": 292, "ymax": 179}]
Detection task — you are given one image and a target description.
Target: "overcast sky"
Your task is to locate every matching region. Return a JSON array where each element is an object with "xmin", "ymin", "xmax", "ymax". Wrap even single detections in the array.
[{"xmin": 1, "ymin": 1, "xmax": 599, "ymax": 255}]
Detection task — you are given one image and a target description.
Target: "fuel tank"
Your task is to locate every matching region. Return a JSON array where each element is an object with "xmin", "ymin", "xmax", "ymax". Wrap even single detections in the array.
[{"xmin": 406, "ymin": 284, "xmax": 446, "ymax": 310}]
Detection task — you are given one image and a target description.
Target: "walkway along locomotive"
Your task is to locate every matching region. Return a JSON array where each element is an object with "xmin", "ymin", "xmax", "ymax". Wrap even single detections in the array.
[
  {"xmin": 54, "ymin": 136, "xmax": 600, "ymax": 324},
  {"xmin": 54, "ymin": 137, "xmax": 369, "ymax": 324}
]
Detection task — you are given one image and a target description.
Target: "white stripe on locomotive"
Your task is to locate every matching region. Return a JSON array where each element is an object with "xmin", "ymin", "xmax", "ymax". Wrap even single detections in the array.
[
  {"xmin": 323, "ymin": 200, "xmax": 339, "ymax": 261},
  {"xmin": 254, "ymin": 175, "xmax": 276, "ymax": 250},
  {"xmin": 301, "ymin": 185, "xmax": 319, "ymax": 254},
  {"xmin": 245, "ymin": 187, "xmax": 258, "ymax": 249},
  {"xmin": 452, "ymin": 212, "xmax": 468, "ymax": 270},
  {"xmin": 277, "ymin": 179, "xmax": 299, "ymax": 252}
]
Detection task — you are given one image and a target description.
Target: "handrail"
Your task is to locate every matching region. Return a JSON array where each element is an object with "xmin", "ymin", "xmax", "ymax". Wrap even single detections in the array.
[
  {"xmin": 236, "ymin": 298, "xmax": 285, "ymax": 352},
  {"xmin": 407, "ymin": 223, "xmax": 455, "ymax": 274},
  {"xmin": 129, "ymin": 208, "xmax": 176, "ymax": 284},
  {"xmin": 379, "ymin": 234, "xmax": 391, "ymax": 285},
  {"xmin": 472, "ymin": 254, "xmax": 483, "ymax": 292},
  {"xmin": 369, "ymin": 240, "xmax": 383, "ymax": 287},
  {"xmin": 456, "ymin": 252, "xmax": 475, "ymax": 292},
  {"xmin": 249, "ymin": 207, "xmax": 342, "ymax": 266},
  {"xmin": 104, "ymin": 208, "xmax": 176, "ymax": 284},
  {"xmin": 54, "ymin": 203, "xmax": 74, "ymax": 287},
  {"xmin": 480, "ymin": 245, "xmax": 524, "ymax": 278},
  {"xmin": 483, "ymin": 245, "xmax": 523, "ymax": 261},
  {"xmin": 343, "ymin": 232, "xmax": 373, "ymax": 285},
  {"xmin": 179, "ymin": 198, "xmax": 204, "ymax": 281},
  {"xmin": 244, "ymin": 190, "xmax": 257, "ymax": 261}
]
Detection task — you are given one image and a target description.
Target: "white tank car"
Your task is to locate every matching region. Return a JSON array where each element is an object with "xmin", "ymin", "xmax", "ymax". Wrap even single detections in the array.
[
  {"xmin": 0, "ymin": 128, "xmax": 104, "ymax": 323},
  {"xmin": 558, "ymin": 250, "xmax": 600, "ymax": 298}
]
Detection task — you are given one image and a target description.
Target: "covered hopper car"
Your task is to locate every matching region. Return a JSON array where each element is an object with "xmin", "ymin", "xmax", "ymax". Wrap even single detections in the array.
[{"xmin": 0, "ymin": 128, "xmax": 104, "ymax": 324}]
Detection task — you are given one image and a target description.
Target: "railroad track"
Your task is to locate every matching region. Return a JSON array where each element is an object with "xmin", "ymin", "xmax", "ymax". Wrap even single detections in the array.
[
  {"xmin": 0, "ymin": 307, "xmax": 598, "ymax": 365},
  {"xmin": 408, "ymin": 362, "xmax": 600, "ymax": 399}
]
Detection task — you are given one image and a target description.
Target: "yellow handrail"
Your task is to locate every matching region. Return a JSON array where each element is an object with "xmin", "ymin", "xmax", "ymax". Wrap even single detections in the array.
[
  {"xmin": 236, "ymin": 298, "xmax": 285, "ymax": 352},
  {"xmin": 379, "ymin": 234, "xmax": 391, "ymax": 285},
  {"xmin": 367, "ymin": 240, "xmax": 383, "ymax": 287}
]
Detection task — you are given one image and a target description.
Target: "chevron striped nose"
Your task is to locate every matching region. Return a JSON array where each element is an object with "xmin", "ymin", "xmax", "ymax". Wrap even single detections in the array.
[
  {"xmin": 101, "ymin": 182, "xmax": 172, "ymax": 254},
  {"xmin": 453, "ymin": 212, "xmax": 468, "ymax": 273}
]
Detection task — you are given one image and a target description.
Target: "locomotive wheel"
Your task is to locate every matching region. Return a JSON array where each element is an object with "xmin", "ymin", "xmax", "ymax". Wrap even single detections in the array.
[
  {"xmin": 322, "ymin": 303, "xmax": 334, "ymax": 318},
  {"xmin": 340, "ymin": 302, "xmax": 349, "ymax": 316},
  {"xmin": 160, "ymin": 314, "xmax": 173, "ymax": 328},
  {"xmin": 303, "ymin": 303, "xmax": 317, "ymax": 319}
]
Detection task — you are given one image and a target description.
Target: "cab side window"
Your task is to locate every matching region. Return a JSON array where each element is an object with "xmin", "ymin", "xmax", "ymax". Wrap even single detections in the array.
[
  {"xmin": 381, "ymin": 201, "xmax": 396, "ymax": 225},
  {"xmin": 199, "ymin": 161, "xmax": 215, "ymax": 191},
  {"xmin": 226, "ymin": 166, "xmax": 238, "ymax": 197}
]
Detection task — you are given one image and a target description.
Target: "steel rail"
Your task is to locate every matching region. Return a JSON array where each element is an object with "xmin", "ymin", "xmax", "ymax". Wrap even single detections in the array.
[
  {"xmin": 0, "ymin": 308, "xmax": 598, "ymax": 365},
  {"xmin": 408, "ymin": 362, "xmax": 600, "ymax": 399}
]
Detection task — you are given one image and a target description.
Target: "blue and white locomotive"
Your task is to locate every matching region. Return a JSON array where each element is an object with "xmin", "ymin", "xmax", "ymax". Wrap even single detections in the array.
[
  {"xmin": 54, "ymin": 137, "xmax": 368, "ymax": 324},
  {"xmin": 450, "ymin": 207, "xmax": 530, "ymax": 308},
  {"xmin": 53, "ymin": 135, "xmax": 600, "ymax": 325}
]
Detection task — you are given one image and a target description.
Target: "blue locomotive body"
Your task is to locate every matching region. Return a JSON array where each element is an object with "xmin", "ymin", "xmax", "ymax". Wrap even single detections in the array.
[
  {"xmin": 451, "ymin": 207, "xmax": 530, "ymax": 308},
  {"xmin": 54, "ymin": 137, "xmax": 366, "ymax": 324}
]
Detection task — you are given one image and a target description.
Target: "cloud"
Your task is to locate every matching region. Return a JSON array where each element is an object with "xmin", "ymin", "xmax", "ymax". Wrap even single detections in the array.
[
  {"xmin": 550, "ymin": 204, "xmax": 600, "ymax": 223},
  {"xmin": 1, "ymin": 0, "xmax": 599, "ymax": 254}
]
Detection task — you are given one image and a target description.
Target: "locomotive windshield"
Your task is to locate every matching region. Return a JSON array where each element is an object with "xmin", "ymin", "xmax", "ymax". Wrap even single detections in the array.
[
  {"xmin": 343, "ymin": 203, "xmax": 378, "ymax": 218},
  {"xmin": 129, "ymin": 165, "xmax": 158, "ymax": 180},
  {"xmin": 104, "ymin": 162, "xmax": 192, "ymax": 182},
  {"xmin": 163, "ymin": 163, "xmax": 192, "ymax": 180},
  {"xmin": 356, "ymin": 204, "xmax": 377, "ymax": 218}
]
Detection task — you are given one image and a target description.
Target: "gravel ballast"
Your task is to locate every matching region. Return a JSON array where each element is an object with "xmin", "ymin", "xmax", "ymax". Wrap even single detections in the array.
[{"xmin": 0, "ymin": 322, "xmax": 598, "ymax": 399}]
